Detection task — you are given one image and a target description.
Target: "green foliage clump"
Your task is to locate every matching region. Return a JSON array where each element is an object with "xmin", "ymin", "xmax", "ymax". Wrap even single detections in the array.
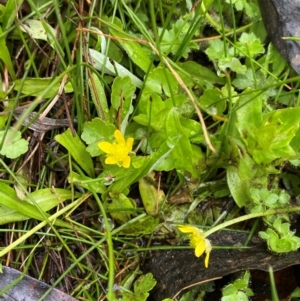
[
  {"xmin": 222, "ymin": 271, "xmax": 254, "ymax": 301},
  {"xmin": 2, "ymin": 0, "xmax": 300, "ymax": 300}
]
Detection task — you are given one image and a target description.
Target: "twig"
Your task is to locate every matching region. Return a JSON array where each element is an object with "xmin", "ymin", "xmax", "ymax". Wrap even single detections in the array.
[{"xmin": 172, "ymin": 276, "xmax": 221, "ymax": 299}]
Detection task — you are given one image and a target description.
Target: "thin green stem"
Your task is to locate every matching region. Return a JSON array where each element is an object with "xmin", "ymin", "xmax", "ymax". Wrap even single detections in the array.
[
  {"xmin": 0, "ymin": 194, "xmax": 88, "ymax": 257},
  {"xmin": 269, "ymin": 266, "xmax": 280, "ymax": 301},
  {"xmin": 205, "ymin": 207, "xmax": 300, "ymax": 237},
  {"xmin": 38, "ymin": 213, "xmax": 147, "ymax": 301}
]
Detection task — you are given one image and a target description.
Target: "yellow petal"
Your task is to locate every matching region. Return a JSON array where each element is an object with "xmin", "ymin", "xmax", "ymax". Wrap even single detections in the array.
[
  {"xmin": 122, "ymin": 156, "xmax": 131, "ymax": 168},
  {"xmin": 178, "ymin": 225, "xmax": 199, "ymax": 235},
  {"xmin": 204, "ymin": 239, "xmax": 212, "ymax": 268},
  {"xmin": 114, "ymin": 130, "xmax": 125, "ymax": 145},
  {"xmin": 98, "ymin": 142, "xmax": 114, "ymax": 154},
  {"xmin": 194, "ymin": 240, "xmax": 206, "ymax": 257},
  {"xmin": 126, "ymin": 137, "xmax": 134, "ymax": 152},
  {"xmin": 105, "ymin": 156, "xmax": 119, "ymax": 165},
  {"xmin": 204, "ymin": 251, "xmax": 210, "ymax": 268}
]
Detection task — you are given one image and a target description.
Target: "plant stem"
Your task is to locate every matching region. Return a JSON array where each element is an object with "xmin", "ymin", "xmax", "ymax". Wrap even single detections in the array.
[{"xmin": 205, "ymin": 207, "xmax": 300, "ymax": 237}]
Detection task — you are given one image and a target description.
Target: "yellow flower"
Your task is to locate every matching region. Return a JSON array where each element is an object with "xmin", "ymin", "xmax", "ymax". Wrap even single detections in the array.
[
  {"xmin": 178, "ymin": 224, "xmax": 212, "ymax": 268},
  {"xmin": 98, "ymin": 130, "xmax": 134, "ymax": 168}
]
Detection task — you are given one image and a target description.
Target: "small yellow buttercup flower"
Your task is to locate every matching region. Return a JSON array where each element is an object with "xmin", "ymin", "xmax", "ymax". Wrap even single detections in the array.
[
  {"xmin": 98, "ymin": 130, "xmax": 134, "ymax": 168},
  {"xmin": 178, "ymin": 224, "xmax": 212, "ymax": 268}
]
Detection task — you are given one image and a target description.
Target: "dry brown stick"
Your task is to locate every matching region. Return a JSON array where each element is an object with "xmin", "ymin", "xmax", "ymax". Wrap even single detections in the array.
[
  {"xmin": 13, "ymin": 110, "xmax": 72, "ymax": 133},
  {"xmin": 38, "ymin": 74, "xmax": 69, "ymax": 121},
  {"xmin": 172, "ymin": 277, "xmax": 222, "ymax": 300}
]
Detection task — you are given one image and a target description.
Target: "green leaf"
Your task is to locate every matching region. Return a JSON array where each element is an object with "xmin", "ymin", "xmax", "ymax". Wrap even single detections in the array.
[
  {"xmin": 13, "ymin": 78, "xmax": 73, "ymax": 98},
  {"xmin": 106, "ymin": 40, "xmax": 123, "ymax": 62},
  {"xmin": 134, "ymin": 93, "xmax": 169, "ymax": 131},
  {"xmin": 174, "ymin": 136, "xmax": 193, "ymax": 170},
  {"xmin": 145, "ymin": 66, "xmax": 178, "ymax": 97},
  {"xmin": 252, "ymin": 145, "xmax": 295, "ymax": 165},
  {"xmin": 250, "ymin": 188, "xmax": 290, "ymax": 212},
  {"xmin": 278, "ymin": 190, "xmax": 290, "ymax": 204},
  {"xmin": 227, "ymin": 165, "xmax": 251, "ymax": 208},
  {"xmin": 55, "ymin": 128, "xmax": 94, "ymax": 177},
  {"xmin": 246, "ymin": 107, "xmax": 300, "ymax": 164},
  {"xmin": 138, "ymin": 90, "xmax": 166, "ymax": 116},
  {"xmin": 166, "ymin": 108, "xmax": 194, "ymax": 176},
  {"xmin": 134, "ymin": 273, "xmax": 156, "ymax": 295},
  {"xmin": 290, "ymin": 127, "xmax": 300, "ymax": 152},
  {"xmin": 2, "ymin": 0, "xmax": 22, "ymax": 30},
  {"xmin": 88, "ymin": 73, "xmax": 111, "ymax": 122},
  {"xmin": 135, "ymin": 108, "xmax": 170, "ymax": 132},
  {"xmin": 265, "ymin": 193, "xmax": 278, "ymax": 206},
  {"xmin": 110, "ymin": 29, "xmax": 152, "ymax": 73},
  {"xmin": 199, "ymin": 88, "xmax": 226, "ymax": 115},
  {"xmin": 222, "ymin": 271, "xmax": 252, "ymax": 301},
  {"xmin": 259, "ymin": 218, "xmax": 300, "ymax": 253},
  {"xmin": 106, "ymin": 192, "xmax": 135, "ymax": 223},
  {"xmin": 20, "ymin": 19, "xmax": 56, "ymax": 43},
  {"xmin": 181, "ymin": 118, "xmax": 204, "ymax": 144},
  {"xmin": 267, "ymin": 44, "xmax": 287, "ymax": 77},
  {"xmin": 232, "ymin": 69, "xmax": 256, "ymax": 89},
  {"xmin": 232, "ymin": 69, "xmax": 268, "ymax": 91},
  {"xmin": 223, "ymin": 284, "xmax": 238, "ymax": 296},
  {"xmin": 273, "ymin": 217, "xmax": 290, "ymax": 236},
  {"xmin": 226, "ymin": 0, "xmax": 258, "ymax": 17},
  {"xmin": 68, "ymin": 171, "xmax": 107, "ymax": 194},
  {"xmin": 139, "ymin": 172, "xmax": 165, "ymax": 215},
  {"xmin": 269, "ymin": 235, "xmax": 294, "ymax": 253},
  {"xmin": 111, "ymin": 76, "xmax": 135, "ymax": 132},
  {"xmin": 262, "ymin": 107, "xmax": 300, "ymax": 149},
  {"xmin": 119, "ymin": 272, "xmax": 156, "ymax": 301},
  {"xmin": 158, "ymin": 16, "xmax": 199, "ymax": 58},
  {"xmin": 89, "ymin": 48, "xmax": 143, "ymax": 88},
  {"xmin": 0, "ymin": 0, "xmax": 23, "ymax": 78},
  {"xmin": 112, "ymin": 76, "xmax": 135, "ymax": 110},
  {"xmin": 291, "ymin": 287, "xmax": 300, "ymax": 298},
  {"xmin": 177, "ymin": 61, "xmax": 226, "ymax": 87},
  {"xmin": 219, "ymin": 57, "xmax": 247, "ymax": 74},
  {"xmin": 0, "ymin": 129, "xmax": 28, "ymax": 159},
  {"xmin": 120, "ymin": 216, "xmax": 159, "ymax": 235},
  {"xmin": 0, "ymin": 183, "xmax": 76, "ymax": 227},
  {"xmin": 236, "ymin": 89, "xmax": 263, "ymax": 143},
  {"xmin": 165, "ymin": 94, "xmax": 194, "ymax": 117},
  {"xmin": 205, "ymin": 39, "xmax": 226, "ymax": 60},
  {"xmin": 236, "ymin": 32, "xmax": 264, "ymax": 58},
  {"xmin": 81, "ymin": 118, "xmax": 116, "ymax": 157},
  {"xmin": 227, "ymin": 138, "xmax": 268, "ymax": 207},
  {"xmin": 27, "ymin": 188, "xmax": 77, "ymax": 211},
  {"xmin": 109, "ymin": 137, "xmax": 178, "ymax": 193},
  {"xmin": 0, "ymin": 27, "xmax": 15, "ymax": 79}
]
